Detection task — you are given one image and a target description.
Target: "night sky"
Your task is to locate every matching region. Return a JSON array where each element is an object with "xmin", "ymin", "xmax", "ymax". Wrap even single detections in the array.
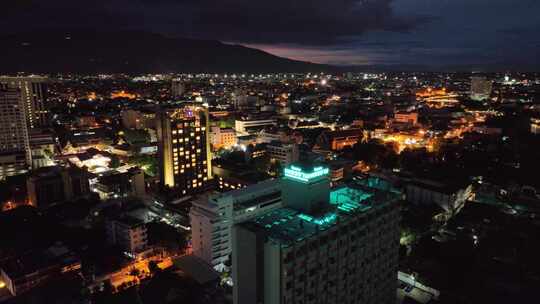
[{"xmin": 3, "ymin": 0, "xmax": 540, "ymax": 68}]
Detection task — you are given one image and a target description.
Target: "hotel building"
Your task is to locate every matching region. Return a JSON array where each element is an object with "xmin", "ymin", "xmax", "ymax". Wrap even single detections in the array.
[
  {"xmin": 232, "ymin": 164, "xmax": 401, "ymax": 304},
  {"xmin": 156, "ymin": 104, "xmax": 212, "ymax": 194}
]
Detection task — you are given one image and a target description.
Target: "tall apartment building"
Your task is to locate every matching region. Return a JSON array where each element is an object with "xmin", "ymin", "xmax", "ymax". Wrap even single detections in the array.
[
  {"xmin": 232, "ymin": 163, "xmax": 401, "ymax": 304},
  {"xmin": 0, "ymin": 87, "xmax": 31, "ymax": 179},
  {"xmin": 470, "ymin": 76, "xmax": 492, "ymax": 101},
  {"xmin": 156, "ymin": 104, "xmax": 212, "ymax": 194},
  {"xmin": 190, "ymin": 179, "xmax": 282, "ymax": 271},
  {"xmin": 0, "ymin": 76, "xmax": 49, "ymax": 129}
]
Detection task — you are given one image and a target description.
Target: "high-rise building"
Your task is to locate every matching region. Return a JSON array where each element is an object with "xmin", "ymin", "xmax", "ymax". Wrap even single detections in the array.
[
  {"xmin": 0, "ymin": 87, "xmax": 31, "ymax": 179},
  {"xmin": 232, "ymin": 163, "xmax": 401, "ymax": 304},
  {"xmin": 470, "ymin": 76, "xmax": 492, "ymax": 101},
  {"xmin": 190, "ymin": 179, "xmax": 282, "ymax": 271},
  {"xmin": 171, "ymin": 80, "xmax": 186, "ymax": 98},
  {"xmin": 156, "ymin": 104, "xmax": 212, "ymax": 193},
  {"xmin": 0, "ymin": 76, "xmax": 49, "ymax": 129}
]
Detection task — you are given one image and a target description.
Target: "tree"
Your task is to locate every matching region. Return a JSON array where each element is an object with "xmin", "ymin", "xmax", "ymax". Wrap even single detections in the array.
[
  {"xmin": 147, "ymin": 222, "xmax": 188, "ymax": 253},
  {"xmin": 129, "ymin": 155, "xmax": 157, "ymax": 176},
  {"xmin": 149, "ymin": 261, "xmax": 160, "ymax": 274},
  {"xmin": 110, "ymin": 156, "xmax": 121, "ymax": 168},
  {"xmin": 123, "ymin": 129, "xmax": 150, "ymax": 145},
  {"xmin": 130, "ymin": 268, "xmax": 140, "ymax": 277}
]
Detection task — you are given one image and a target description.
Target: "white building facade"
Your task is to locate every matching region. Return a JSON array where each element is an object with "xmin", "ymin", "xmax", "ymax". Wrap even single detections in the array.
[{"xmin": 190, "ymin": 179, "xmax": 282, "ymax": 271}]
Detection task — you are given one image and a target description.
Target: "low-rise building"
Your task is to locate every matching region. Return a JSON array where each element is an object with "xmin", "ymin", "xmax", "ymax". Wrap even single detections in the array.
[
  {"xmin": 267, "ymin": 141, "xmax": 299, "ymax": 166},
  {"xmin": 27, "ymin": 165, "xmax": 91, "ymax": 208},
  {"xmin": 210, "ymin": 127, "xmax": 237, "ymax": 150},
  {"xmin": 29, "ymin": 129, "xmax": 56, "ymax": 169},
  {"xmin": 93, "ymin": 167, "xmax": 146, "ymax": 200},
  {"xmin": 106, "ymin": 215, "xmax": 148, "ymax": 255},
  {"xmin": 405, "ymin": 179, "xmax": 473, "ymax": 213},
  {"xmin": 394, "ymin": 111, "xmax": 418, "ymax": 125},
  {"xmin": 121, "ymin": 109, "xmax": 156, "ymax": 130},
  {"xmin": 0, "ymin": 244, "xmax": 81, "ymax": 296},
  {"xmin": 315, "ymin": 129, "xmax": 363, "ymax": 151},
  {"xmin": 235, "ymin": 118, "xmax": 276, "ymax": 135}
]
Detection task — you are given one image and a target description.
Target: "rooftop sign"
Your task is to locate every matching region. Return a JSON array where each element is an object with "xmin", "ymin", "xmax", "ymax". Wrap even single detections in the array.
[{"xmin": 284, "ymin": 165, "xmax": 329, "ymax": 182}]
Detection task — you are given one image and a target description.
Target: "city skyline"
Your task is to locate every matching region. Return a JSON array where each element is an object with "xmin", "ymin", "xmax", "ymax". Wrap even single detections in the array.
[{"xmin": 0, "ymin": 2, "xmax": 539, "ymax": 303}]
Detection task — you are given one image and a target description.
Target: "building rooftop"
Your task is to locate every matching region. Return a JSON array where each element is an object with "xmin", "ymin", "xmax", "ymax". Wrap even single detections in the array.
[
  {"xmin": 244, "ymin": 182, "xmax": 399, "ymax": 246},
  {"xmin": 173, "ymin": 255, "xmax": 220, "ymax": 285},
  {"xmin": 0, "ymin": 244, "xmax": 79, "ymax": 278},
  {"xmin": 216, "ymin": 179, "xmax": 279, "ymax": 200}
]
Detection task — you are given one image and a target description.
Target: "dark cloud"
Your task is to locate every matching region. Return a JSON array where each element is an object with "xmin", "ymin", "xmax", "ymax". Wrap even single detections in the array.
[{"xmin": 0, "ymin": 0, "xmax": 430, "ymax": 45}]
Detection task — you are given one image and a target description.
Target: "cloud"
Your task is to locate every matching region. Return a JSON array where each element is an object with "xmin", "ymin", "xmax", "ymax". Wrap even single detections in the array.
[{"xmin": 0, "ymin": 0, "xmax": 430, "ymax": 45}]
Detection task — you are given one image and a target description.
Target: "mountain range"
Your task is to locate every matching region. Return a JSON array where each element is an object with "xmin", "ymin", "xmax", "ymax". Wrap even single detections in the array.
[{"xmin": 0, "ymin": 30, "xmax": 329, "ymax": 74}]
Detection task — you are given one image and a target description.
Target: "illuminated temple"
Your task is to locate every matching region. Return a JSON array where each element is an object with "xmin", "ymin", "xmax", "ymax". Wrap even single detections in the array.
[{"xmin": 232, "ymin": 163, "xmax": 401, "ymax": 304}]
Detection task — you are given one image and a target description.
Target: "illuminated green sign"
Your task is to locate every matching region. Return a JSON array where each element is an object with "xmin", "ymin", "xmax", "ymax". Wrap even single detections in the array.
[{"xmin": 284, "ymin": 165, "xmax": 329, "ymax": 182}]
